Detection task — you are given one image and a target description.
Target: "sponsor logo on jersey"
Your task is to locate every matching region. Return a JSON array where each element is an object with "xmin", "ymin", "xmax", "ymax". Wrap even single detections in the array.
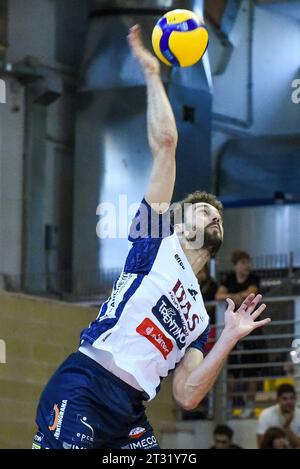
[
  {"xmin": 99, "ymin": 272, "xmax": 133, "ymax": 320},
  {"xmin": 174, "ymin": 254, "xmax": 185, "ymax": 270},
  {"xmin": 152, "ymin": 296, "xmax": 187, "ymax": 349},
  {"xmin": 62, "ymin": 441, "xmax": 87, "ymax": 450},
  {"xmin": 129, "ymin": 427, "xmax": 146, "ymax": 439},
  {"xmin": 74, "ymin": 415, "xmax": 94, "ymax": 447},
  {"xmin": 33, "ymin": 431, "xmax": 44, "ymax": 444},
  {"xmin": 48, "ymin": 404, "xmax": 59, "ymax": 431},
  {"xmin": 136, "ymin": 318, "xmax": 173, "ymax": 359},
  {"xmin": 48, "ymin": 399, "xmax": 68, "ymax": 440},
  {"xmin": 188, "ymin": 288, "xmax": 198, "ymax": 300},
  {"xmin": 32, "ymin": 442, "xmax": 42, "ymax": 449},
  {"xmin": 172, "ymin": 279, "xmax": 200, "ymax": 331},
  {"xmin": 172, "ymin": 279, "xmax": 192, "ymax": 316},
  {"xmin": 126, "ymin": 435, "xmax": 158, "ymax": 450}
]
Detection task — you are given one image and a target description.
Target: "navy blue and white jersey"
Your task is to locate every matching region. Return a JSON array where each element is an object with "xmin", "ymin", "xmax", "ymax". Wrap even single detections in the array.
[{"xmin": 79, "ymin": 198, "xmax": 210, "ymax": 400}]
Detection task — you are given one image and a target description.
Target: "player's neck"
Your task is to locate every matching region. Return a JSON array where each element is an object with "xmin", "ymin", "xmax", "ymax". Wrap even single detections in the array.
[{"xmin": 180, "ymin": 241, "xmax": 210, "ymax": 275}]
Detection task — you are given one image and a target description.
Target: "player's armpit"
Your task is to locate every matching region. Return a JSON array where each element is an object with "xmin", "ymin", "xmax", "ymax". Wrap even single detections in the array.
[{"xmin": 172, "ymin": 348, "xmax": 204, "ymax": 410}]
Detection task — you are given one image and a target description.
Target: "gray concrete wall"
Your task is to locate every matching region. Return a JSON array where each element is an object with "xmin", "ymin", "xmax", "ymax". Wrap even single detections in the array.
[
  {"xmin": 1, "ymin": 0, "xmax": 77, "ymax": 292},
  {"xmin": 211, "ymin": 1, "xmax": 300, "ymax": 184},
  {"xmin": 0, "ymin": 77, "xmax": 24, "ymax": 282}
]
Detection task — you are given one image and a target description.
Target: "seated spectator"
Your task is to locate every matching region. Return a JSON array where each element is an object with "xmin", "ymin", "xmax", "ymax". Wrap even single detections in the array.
[
  {"xmin": 216, "ymin": 249, "xmax": 260, "ymax": 304},
  {"xmin": 182, "ymin": 267, "xmax": 218, "ymax": 420},
  {"xmin": 209, "ymin": 424, "xmax": 242, "ymax": 449},
  {"xmin": 182, "ymin": 266, "xmax": 217, "ymax": 421},
  {"xmin": 197, "ymin": 266, "xmax": 218, "ymax": 354},
  {"xmin": 257, "ymin": 384, "xmax": 300, "ymax": 448},
  {"xmin": 197, "ymin": 266, "xmax": 218, "ymax": 302},
  {"xmin": 259, "ymin": 427, "xmax": 290, "ymax": 449},
  {"xmin": 216, "ymin": 250, "xmax": 266, "ymax": 415}
]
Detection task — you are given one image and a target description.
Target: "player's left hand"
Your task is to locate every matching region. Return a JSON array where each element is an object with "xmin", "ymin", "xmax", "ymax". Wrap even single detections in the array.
[
  {"xmin": 224, "ymin": 293, "xmax": 271, "ymax": 342},
  {"xmin": 127, "ymin": 24, "xmax": 160, "ymax": 76}
]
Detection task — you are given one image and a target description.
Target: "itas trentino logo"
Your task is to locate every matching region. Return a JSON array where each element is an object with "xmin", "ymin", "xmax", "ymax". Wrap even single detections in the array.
[{"xmin": 152, "ymin": 296, "xmax": 187, "ymax": 349}]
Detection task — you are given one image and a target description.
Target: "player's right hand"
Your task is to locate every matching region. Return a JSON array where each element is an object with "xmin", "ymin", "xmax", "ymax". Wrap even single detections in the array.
[{"xmin": 127, "ymin": 24, "xmax": 160, "ymax": 77}]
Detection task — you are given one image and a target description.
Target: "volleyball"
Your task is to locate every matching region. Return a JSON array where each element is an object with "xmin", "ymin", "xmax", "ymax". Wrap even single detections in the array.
[{"xmin": 152, "ymin": 9, "xmax": 209, "ymax": 67}]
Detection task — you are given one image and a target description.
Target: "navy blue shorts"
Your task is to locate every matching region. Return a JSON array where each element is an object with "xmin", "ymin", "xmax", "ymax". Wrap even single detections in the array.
[{"xmin": 32, "ymin": 351, "xmax": 160, "ymax": 449}]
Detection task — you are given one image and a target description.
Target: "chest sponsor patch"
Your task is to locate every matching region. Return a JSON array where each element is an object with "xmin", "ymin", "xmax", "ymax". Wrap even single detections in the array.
[
  {"xmin": 152, "ymin": 295, "xmax": 187, "ymax": 349},
  {"xmin": 129, "ymin": 427, "xmax": 146, "ymax": 439},
  {"xmin": 136, "ymin": 318, "xmax": 173, "ymax": 359}
]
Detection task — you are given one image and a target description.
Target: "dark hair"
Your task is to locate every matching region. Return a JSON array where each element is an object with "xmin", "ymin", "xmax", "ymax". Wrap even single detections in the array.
[
  {"xmin": 260, "ymin": 427, "xmax": 287, "ymax": 449},
  {"xmin": 214, "ymin": 425, "xmax": 233, "ymax": 440},
  {"xmin": 231, "ymin": 250, "xmax": 250, "ymax": 265},
  {"xmin": 276, "ymin": 383, "xmax": 295, "ymax": 399},
  {"xmin": 170, "ymin": 191, "xmax": 223, "ymax": 225}
]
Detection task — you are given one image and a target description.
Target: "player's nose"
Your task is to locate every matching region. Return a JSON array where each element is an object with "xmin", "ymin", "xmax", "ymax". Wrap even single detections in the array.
[{"xmin": 212, "ymin": 214, "xmax": 221, "ymax": 225}]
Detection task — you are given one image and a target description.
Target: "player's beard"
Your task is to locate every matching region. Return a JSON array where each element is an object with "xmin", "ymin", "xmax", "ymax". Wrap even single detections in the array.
[
  {"xmin": 203, "ymin": 227, "xmax": 223, "ymax": 257},
  {"xmin": 184, "ymin": 223, "xmax": 223, "ymax": 256}
]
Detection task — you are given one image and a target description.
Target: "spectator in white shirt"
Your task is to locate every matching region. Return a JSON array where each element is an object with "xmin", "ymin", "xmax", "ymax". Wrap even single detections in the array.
[{"xmin": 257, "ymin": 383, "xmax": 300, "ymax": 448}]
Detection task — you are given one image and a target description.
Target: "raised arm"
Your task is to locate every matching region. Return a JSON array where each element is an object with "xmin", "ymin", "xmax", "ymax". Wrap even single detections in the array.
[
  {"xmin": 127, "ymin": 25, "xmax": 178, "ymax": 209},
  {"xmin": 173, "ymin": 294, "xmax": 271, "ymax": 410}
]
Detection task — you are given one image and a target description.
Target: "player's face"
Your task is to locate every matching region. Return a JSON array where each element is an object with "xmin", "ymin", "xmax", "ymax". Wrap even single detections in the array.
[
  {"xmin": 278, "ymin": 392, "xmax": 296, "ymax": 413},
  {"xmin": 183, "ymin": 203, "xmax": 224, "ymax": 254}
]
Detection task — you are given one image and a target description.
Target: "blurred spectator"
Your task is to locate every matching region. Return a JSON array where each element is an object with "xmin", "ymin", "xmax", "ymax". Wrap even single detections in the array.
[
  {"xmin": 197, "ymin": 266, "xmax": 218, "ymax": 354},
  {"xmin": 197, "ymin": 266, "xmax": 218, "ymax": 302},
  {"xmin": 182, "ymin": 266, "xmax": 215, "ymax": 420},
  {"xmin": 259, "ymin": 427, "xmax": 290, "ymax": 449},
  {"xmin": 209, "ymin": 425, "xmax": 242, "ymax": 449},
  {"xmin": 182, "ymin": 266, "xmax": 219, "ymax": 420},
  {"xmin": 215, "ymin": 250, "xmax": 260, "ymax": 304},
  {"xmin": 257, "ymin": 384, "xmax": 300, "ymax": 449},
  {"xmin": 216, "ymin": 250, "xmax": 267, "ymax": 416}
]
